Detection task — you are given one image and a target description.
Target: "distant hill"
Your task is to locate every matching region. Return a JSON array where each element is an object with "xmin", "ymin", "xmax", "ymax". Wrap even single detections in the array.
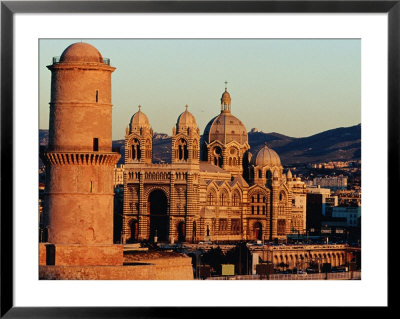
[
  {"xmin": 39, "ymin": 123, "xmax": 361, "ymax": 166},
  {"xmin": 248, "ymin": 124, "xmax": 361, "ymax": 165}
]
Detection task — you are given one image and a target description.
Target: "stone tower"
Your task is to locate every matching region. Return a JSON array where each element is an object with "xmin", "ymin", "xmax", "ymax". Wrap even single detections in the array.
[
  {"xmin": 171, "ymin": 105, "xmax": 200, "ymax": 165},
  {"xmin": 125, "ymin": 105, "xmax": 153, "ymax": 164},
  {"xmin": 41, "ymin": 42, "xmax": 121, "ymax": 265}
]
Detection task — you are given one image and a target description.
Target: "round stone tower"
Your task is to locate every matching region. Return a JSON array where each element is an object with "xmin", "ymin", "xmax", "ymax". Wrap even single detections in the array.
[{"xmin": 42, "ymin": 42, "xmax": 120, "ymax": 251}]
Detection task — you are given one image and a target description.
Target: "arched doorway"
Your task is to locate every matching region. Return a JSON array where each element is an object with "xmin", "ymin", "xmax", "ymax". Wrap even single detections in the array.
[
  {"xmin": 254, "ymin": 222, "xmax": 262, "ymax": 240},
  {"xmin": 148, "ymin": 189, "xmax": 169, "ymax": 241},
  {"xmin": 177, "ymin": 222, "xmax": 186, "ymax": 242}
]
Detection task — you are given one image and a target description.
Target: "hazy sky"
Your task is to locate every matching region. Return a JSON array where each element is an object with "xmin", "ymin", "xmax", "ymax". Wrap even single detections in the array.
[{"xmin": 39, "ymin": 39, "xmax": 360, "ymax": 140}]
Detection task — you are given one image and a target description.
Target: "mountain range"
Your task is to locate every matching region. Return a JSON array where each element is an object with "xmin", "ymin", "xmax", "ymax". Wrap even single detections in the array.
[{"xmin": 39, "ymin": 123, "xmax": 361, "ymax": 166}]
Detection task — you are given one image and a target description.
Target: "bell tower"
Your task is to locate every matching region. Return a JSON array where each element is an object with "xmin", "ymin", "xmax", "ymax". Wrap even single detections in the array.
[
  {"xmin": 172, "ymin": 105, "xmax": 200, "ymax": 165},
  {"xmin": 125, "ymin": 105, "xmax": 153, "ymax": 165}
]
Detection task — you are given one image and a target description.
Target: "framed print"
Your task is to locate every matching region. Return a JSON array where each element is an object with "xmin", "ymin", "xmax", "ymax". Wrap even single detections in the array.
[{"xmin": 1, "ymin": 0, "xmax": 395, "ymax": 317}]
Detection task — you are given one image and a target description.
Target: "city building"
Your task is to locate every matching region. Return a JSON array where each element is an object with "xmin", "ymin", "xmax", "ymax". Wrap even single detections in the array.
[
  {"xmin": 307, "ymin": 186, "xmax": 337, "ymax": 216},
  {"xmin": 312, "ymin": 175, "xmax": 348, "ymax": 190},
  {"xmin": 287, "ymin": 172, "xmax": 307, "ymax": 234},
  {"xmin": 122, "ymin": 88, "xmax": 306, "ymax": 244},
  {"xmin": 306, "ymin": 186, "xmax": 338, "ymax": 234},
  {"xmin": 330, "ymin": 206, "xmax": 361, "ymax": 228}
]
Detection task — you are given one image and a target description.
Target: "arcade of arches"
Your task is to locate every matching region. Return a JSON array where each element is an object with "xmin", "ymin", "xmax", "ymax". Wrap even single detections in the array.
[{"xmin": 251, "ymin": 245, "xmax": 351, "ymax": 269}]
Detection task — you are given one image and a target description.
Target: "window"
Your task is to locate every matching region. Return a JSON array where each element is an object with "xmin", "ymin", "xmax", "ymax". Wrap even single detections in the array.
[
  {"xmin": 207, "ymin": 192, "xmax": 215, "ymax": 206},
  {"xmin": 96, "ymin": 90, "xmax": 98, "ymax": 102},
  {"xmin": 177, "ymin": 138, "xmax": 188, "ymax": 161},
  {"xmin": 251, "ymin": 192, "xmax": 266, "ymax": 215},
  {"xmin": 219, "ymin": 219, "xmax": 228, "ymax": 233},
  {"xmin": 233, "ymin": 193, "xmax": 240, "ymax": 206},
  {"xmin": 212, "ymin": 147, "xmax": 223, "ymax": 167},
  {"xmin": 277, "ymin": 219, "xmax": 286, "ymax": 236},
  {"xmin": 131, "ymin": 139, "xmax": 141, "ymax": 160},
  {"xmin": 231, "ymin": 219, "xmax": 241, "ymax": 234},
  {"xmin": 93, "ymin": 138, "xmax": 99, "ymax": 151},
  {"xmin": 220, "ymin": 192, "xmax": 229, "ymax": 206}
]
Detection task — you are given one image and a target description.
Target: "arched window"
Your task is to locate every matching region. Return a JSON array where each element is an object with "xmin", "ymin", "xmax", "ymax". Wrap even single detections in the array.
[
  {"xmin": 232, "ymin": 192, "xmax": 240, "ymax": 206},
  {"xmin": 131, "ymin": 138, "xmax": 141, "ymax": 160},
  {"xmin": 207, "ymin": 192, "xmax": 215, "ymax": 206},
  {"xmin": 218, "ymin": 219, "xmax": 228, "ymax": 233},
  {"xmin": 212, "ymin": 146, "xmax": 223, "ymax": 167},
  {"xmin": 220, "ymin": 190, "xmax": 228, "ymax": 206},
  {"xmin": 177, "ymin": 138, "xmax": 188, "ymax": 161},
  {"xmin": 231, "ymin": 219, "xmax": 241, "ymax": 234}
]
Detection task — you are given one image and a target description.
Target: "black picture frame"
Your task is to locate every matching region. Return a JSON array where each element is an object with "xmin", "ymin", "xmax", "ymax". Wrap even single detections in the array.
[{"xmin": 1, "ymin": 0, "xmax": 394, "ymax": 317}]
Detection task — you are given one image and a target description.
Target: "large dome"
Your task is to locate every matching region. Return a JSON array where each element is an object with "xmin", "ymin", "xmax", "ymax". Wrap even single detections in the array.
[
  {"xmin": 251, "ymin": 144, "xmax": 281, "ymax": 167},
  {"xmin": 203, "ymin": 112, "xmax": 248, "ymax": 145},
  {"xmin": 60, "ymin": 42, "xmax": 104, "ymax": 63},
  {"xmin": 176, "ymin": 105, "xmax": 197, "ymax": 132},
  {"xmin": 129, "ymin": 106, "xmax": 150, "ymax": 131}
]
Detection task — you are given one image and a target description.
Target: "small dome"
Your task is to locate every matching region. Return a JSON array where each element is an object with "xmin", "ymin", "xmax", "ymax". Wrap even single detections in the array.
[
  {"xmin": 176, "ymin": 105, "xmax": 197, "ymax": 132},
  {"xmin": 60, "ymin": 42, "xmax": 103, "ymax": 63},
  {"xmin": 129, "ymin": 105, "xmax": 150, "ymax": 131},
  {"xmin": 287, "ymin": 169, "xmax": 292, "ymax": 179},
  {"xmin": 251, "ymin": 144, "xmax": 281, "ymax": 167},
  {"xmin": 221, "ymin": 89, "xmax": 231, "ymax": 106}
]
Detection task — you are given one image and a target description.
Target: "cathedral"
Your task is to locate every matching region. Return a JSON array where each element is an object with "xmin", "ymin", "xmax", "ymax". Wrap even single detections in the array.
[{"xmin": 122, "ymin": 87, "xmax": 307, "ymax": 244}]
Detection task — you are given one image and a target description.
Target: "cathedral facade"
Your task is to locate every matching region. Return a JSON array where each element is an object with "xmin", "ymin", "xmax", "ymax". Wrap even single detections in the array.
[{"xmin": 122, "ymin": 88, "xmax": 307, "ymax": 244}]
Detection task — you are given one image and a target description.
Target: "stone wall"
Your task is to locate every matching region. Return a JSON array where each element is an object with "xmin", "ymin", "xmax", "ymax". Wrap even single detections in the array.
[
  {"xmin": 43, "ymin": 244, "xmax": 123, "ymax": 266},
  {"xmin": 39, "ymin": 256, "xmax": 193, "ymax": 280}
]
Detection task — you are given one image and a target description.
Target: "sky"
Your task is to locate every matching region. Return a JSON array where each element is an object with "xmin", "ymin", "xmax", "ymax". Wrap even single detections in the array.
[{"xmin": 39, "ymin": 39, "xmax": 361, "ymax": 140}]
